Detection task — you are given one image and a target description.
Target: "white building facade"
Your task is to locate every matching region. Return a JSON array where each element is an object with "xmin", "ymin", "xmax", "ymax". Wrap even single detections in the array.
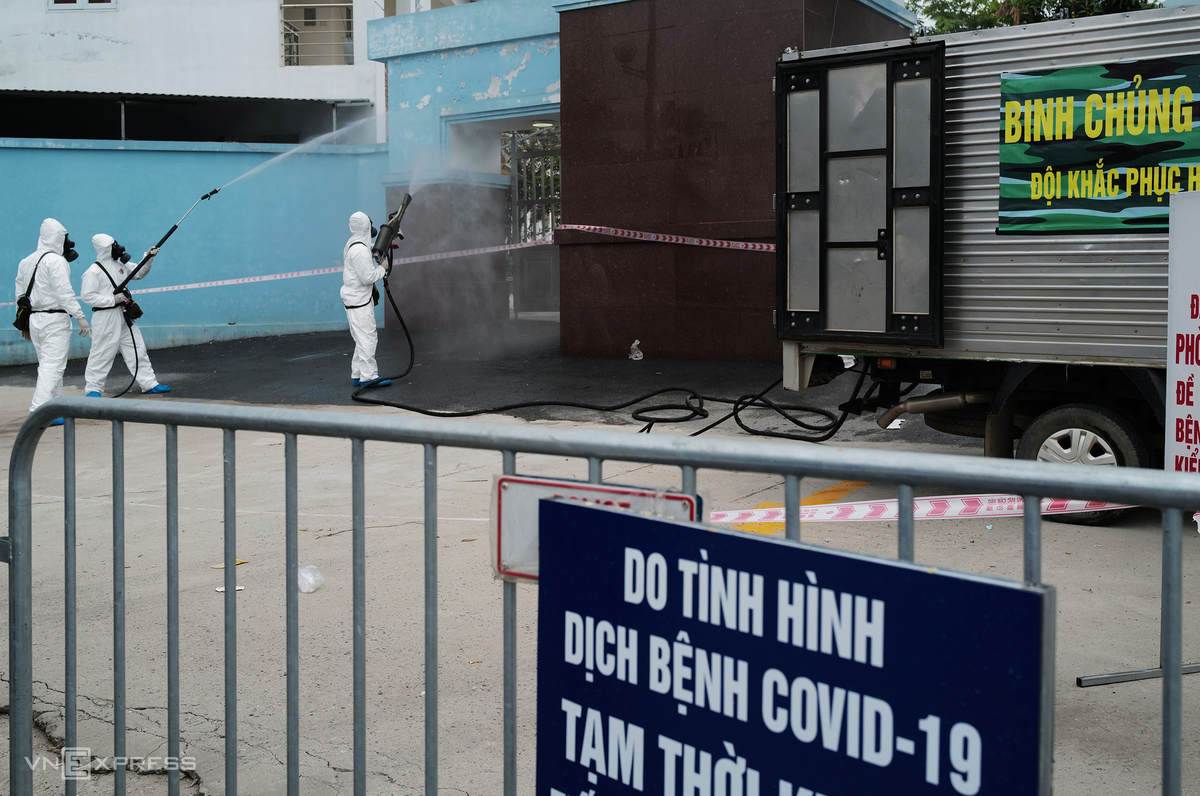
[{"xmin": 3, "ymin": 0, "xmax": 388, "ymax": 142}]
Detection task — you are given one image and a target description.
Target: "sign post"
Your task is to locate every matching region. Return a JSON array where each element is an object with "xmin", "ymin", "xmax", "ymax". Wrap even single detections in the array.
[
  {"xmin": 537, "ymin": 500, "xmax": 1055, "ymax": 796},
  {"xmin": 490, "ymin": 476, "xmax": 700, "ymax": 581},
  {"xmin": 1167, "ymin": 191, "xmax": 1200, "ymax": 471}
]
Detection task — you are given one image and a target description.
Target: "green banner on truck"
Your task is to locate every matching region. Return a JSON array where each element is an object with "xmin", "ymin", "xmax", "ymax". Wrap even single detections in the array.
[{"xmin": 999, "ymin": 56, "xmax": 1200, "ymax": 234}]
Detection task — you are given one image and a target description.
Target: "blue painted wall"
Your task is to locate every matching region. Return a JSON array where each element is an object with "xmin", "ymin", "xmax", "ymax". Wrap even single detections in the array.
[
  {"xmin": 0, "ymin": 138, "xmax": 387, "ymax": 365},
  {"xmin": 368, "ymin": 0, "xmax": 561, "ymax": 184}
]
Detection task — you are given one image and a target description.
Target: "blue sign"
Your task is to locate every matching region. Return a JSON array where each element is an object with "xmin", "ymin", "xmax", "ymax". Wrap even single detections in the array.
[{"xmin": 536, "ymin": 500, "xmax": 1052, "ymax": 796}]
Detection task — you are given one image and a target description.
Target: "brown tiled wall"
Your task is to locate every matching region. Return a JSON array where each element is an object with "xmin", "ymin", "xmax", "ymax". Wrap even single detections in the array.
[{"xmin": 558, "ymin": 0, "xmax": 908, "ymax": 360}]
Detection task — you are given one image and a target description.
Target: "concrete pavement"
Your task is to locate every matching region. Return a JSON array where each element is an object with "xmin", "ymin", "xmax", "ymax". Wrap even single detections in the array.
[{"xmin": 0, "ymin": 322, "xmax": 1196, "ymax": 795}]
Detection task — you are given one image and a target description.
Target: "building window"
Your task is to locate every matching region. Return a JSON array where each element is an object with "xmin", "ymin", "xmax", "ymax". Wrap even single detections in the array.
[
  {"xmin": 281, "ymin": 2, "xmax": 354, "ymax": 66},
  {"xmin": 48, "ymin": 0, "xmax": 117, "ymax": 8}
]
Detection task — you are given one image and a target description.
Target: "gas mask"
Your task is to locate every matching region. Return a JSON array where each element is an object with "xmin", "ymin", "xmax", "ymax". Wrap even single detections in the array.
[
  {"xmin": 111, "ymin": 241, "xmax": 131, "ymax": 264},
  {"xmin": 62, "ymin": 234, "xmax": 79, "ymax": 263},
  {"xmin": 370, "ymin": 219, "xmax": 378, "ymax": 239}
]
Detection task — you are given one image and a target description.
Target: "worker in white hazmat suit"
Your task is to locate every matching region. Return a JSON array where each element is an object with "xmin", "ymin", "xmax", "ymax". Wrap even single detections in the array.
[
  {"xmin": 14, "ymin": 218, "xmax": 90, "ymax": 423},
  {"xmin": 342, "ymin": 211, "xmax": 392, "ymax": 387},
  {"xmin": 81, "ymin": 233, "xmax": 170, "ymax": 397}
]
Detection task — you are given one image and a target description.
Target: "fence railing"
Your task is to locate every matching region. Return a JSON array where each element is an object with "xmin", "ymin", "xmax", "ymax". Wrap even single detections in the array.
[
  {"xmin": 6, "ymin": 396, "xmax": 1195, "ymax": 795},
  {"xmin": 282, "ymin": 20, "xmax": 301, "ymax": 66}
]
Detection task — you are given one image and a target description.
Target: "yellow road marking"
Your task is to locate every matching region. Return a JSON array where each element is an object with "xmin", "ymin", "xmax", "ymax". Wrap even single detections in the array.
[
  {"xmin": 803, "ymin": 480, "xmax": 872, "ymax": 505},
  {"xmin": 733, "ymin": 480, "xmax": 871, "ymax": 535}
]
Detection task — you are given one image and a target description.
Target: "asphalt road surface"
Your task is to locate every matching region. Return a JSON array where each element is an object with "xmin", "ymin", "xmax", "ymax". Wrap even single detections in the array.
[{"xmin": 0, "ymin": 319, "xmax": 975, "ymax": 451}]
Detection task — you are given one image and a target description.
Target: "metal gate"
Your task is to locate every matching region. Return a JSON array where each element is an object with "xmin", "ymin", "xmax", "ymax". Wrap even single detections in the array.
[
  {"xmin": 5, "ymin": 396, "xmax": 1195, "ymax": 795},
  {"xmin": 506, "ymin": 127, "xmax": 561, "ymax": 318}
]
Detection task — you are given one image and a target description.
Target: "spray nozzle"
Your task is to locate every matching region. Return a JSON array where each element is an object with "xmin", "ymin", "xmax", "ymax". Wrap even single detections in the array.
[
  {"xmin": 371, "ymin": 193, "xmax": 413, "ymax": 264},
  {"xmin": 201, "ymin": 188, "xmax": 221, "ymax": 201}
]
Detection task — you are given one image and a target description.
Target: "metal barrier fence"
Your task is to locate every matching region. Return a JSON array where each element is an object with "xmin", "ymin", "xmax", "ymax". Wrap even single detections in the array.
[{"xmin": 5, "ymin": 397, "xmax": 1194, "ymax": 795}]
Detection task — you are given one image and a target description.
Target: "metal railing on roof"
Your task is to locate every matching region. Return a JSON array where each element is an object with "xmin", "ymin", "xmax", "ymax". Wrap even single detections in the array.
[{"xmin": 279, "ymin": 2, "xmax": 354, "ymax": 66}]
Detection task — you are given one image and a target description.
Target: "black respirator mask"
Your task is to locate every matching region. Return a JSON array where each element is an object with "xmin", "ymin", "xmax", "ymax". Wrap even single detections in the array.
[
  {"xmin": 370, "ymin": 219, "xmax": 378, "ymax": 239},
  {"xmin": 111, "ymin": 241, "xmax": 131, "ymax": 265},
  {"xmin": 62, "ymin": 234, "xmax": 78, "ymax": 263}
]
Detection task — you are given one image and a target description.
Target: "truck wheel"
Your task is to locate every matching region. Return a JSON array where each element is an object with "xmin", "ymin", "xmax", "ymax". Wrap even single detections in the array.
[{"xmin": 1016, "ymin": 404, "xmax": 1147, "ymax": 525}]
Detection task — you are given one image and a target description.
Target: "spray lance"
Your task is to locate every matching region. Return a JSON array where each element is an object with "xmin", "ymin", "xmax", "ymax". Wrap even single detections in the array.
[
  {"xmin": 114, "ymin": 188, "xmax": 223, "ymax": 318},
  {"xmin": 105, "ymin": 187, "xmax": 221, "ymax": 398}
]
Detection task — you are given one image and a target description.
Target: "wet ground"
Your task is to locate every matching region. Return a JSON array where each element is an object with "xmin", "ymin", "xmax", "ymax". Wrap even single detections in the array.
[{"xmin": 0, "ymin": 319, "xmax": 972, "ymax": 449}]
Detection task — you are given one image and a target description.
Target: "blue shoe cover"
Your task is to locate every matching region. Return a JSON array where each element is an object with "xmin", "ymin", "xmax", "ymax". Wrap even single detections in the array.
[
  {"xmin": 145, "ymin": 384, "xmax": 171, "ymax": 394},
  {"xmin": 86, "ymin": 391, "xmax": 101, "ymax": 398},
  {"xmin": 364, "ymin": 378, "xmax": 392, "ymax": 388},
  {"xmin": 352, "ymin": 378, "xmax": 361, "ymax": 386},
  {"xmin": 49, "ymin": 417, "xmax": 65, "ymax": 427}
]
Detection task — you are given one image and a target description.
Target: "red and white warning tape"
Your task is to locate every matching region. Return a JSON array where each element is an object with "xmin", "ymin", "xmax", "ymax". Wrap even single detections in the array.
[
  {"xmin": 38, "ymin": 492, "xmax": 1176, "ymax": 527},
  {"xmin": 0, "ymin": 226, "xmax": 770, "ymax": 308},
  {"xmin": 127, "ymin": 265, "xmax": 345, "ymax": 296},
  {"xmin": 708, "ymin": 493, "xmax": 1131, "ymax": 524},
  {"xmin": 124, "ymin": 239, "xmax": 556, "ymax": 297},
  {"xmin": 559, "ymin": 224, "xmax": 776, "ymax": 252},
  {"xmin": 118, "ymin": 238, "xmax": 558, "ymax": 298},
  {"xmin": 387, "ymin": 238, "xmax": 553, "ymax": 267},
  {"xmin": 0, "ymin": 242, "xmax": 556, "ymax": 307}
]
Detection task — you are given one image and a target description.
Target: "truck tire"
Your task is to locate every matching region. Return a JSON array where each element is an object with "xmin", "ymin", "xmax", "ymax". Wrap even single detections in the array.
[{"xmin": 1016, "ymin": 404, "xmax": 1148, "ymax": 525}]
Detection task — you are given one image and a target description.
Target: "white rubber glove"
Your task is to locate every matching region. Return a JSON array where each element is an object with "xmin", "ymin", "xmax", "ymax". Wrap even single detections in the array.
[
  {"xmin": 77, "ymin": 316, "xmax": 90, "ymax": 338},
  {"xmin": 113, "ymin": 293, "xmax": 129, "ymax": 305}
]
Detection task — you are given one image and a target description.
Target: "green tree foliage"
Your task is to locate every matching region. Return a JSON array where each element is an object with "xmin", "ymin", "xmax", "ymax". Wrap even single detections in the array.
[{"xmin": 908, "ymin": 0, "xmax": 1160, "ymax": 35}]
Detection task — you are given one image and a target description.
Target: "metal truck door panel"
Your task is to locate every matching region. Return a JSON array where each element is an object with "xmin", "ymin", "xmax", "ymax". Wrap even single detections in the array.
[
  {"xmin": 893, "ymin": 205, "xmax": 930, "ymax": 314},
  {"xmin": 893, "ymin": 78, "xmax": 931, "ymax": 188},
  {"xmin": 787, "ymin": 91, "xmax": 821, "ymax": 193},
  {"xmin": 827, "ymin": 156, "xmax": 886, "ymax": 242},
  {"xmin": 787, "ymin": 211, "xmax": 820, "ymax": 311},
  {"xmin": 826, "ymin": 248, "xmax": 887, "ymax": 332},
  {"xmin": 826, "ymin": 63, "xmax": 887, "ymax": 151},
  {"xmin": 775, "ymin": 42, "xmax": 944, "ymax": 347}
]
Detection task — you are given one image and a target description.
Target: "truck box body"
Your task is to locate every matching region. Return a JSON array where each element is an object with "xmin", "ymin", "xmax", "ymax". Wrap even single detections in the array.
[{"xmin": 782, "ymin": 5, "xmax": 1200, "ymax": 368}]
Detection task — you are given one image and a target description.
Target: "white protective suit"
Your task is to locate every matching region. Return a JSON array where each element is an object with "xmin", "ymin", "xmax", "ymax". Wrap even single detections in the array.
[
  {"xmin": 81, "ymin": 234, "xmax": 161, "ymax": 395},
  {"xmin": 342, "ymin": 212, "xmax": 386, "ymax": 382},
  {"xmin": 15, "ymin": 219, "xmax": 88, "ymax": 413}
]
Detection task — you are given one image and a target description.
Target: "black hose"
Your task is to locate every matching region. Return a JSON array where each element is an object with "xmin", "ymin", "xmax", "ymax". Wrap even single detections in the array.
[
  {"xmin": 350, "ymin": 249, "xmax": 415, "ymax": 399},
  {"xmin": 351, "ymin": 267, "xmax": 716, "ymax": 425},
  {"xmin": 727, "ymin": 370, "xmax": 872, "ymax": 443},
  {"xmin": 352, "ymin": 270, "xmax": 871, "ymax": 442},
  {"xmin": 111, "ymin": 311, "xmax": 141, "ymax": 399}
]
